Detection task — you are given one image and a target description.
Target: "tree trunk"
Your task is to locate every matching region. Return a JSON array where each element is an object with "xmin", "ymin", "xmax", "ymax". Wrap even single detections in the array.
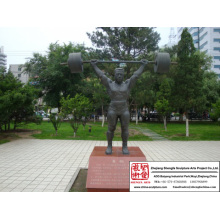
[
  {"xmin": 147, "ymin": 107, "xmax": 150, "ymax": 121},
  {"xmin": 14, "ymin": 122, "xmax": 16, "ymax": 130},
  {"xmin": 136, "ymin": 105, "xmax": 138, "ymax": 125},
  {"xmin": 179, "ymin": 113, "xmax": 183, "ymax": 122},
  {"xmin": 186, "ymin": 112, "xmax": 189, "ymax": 137},
  {"xmin": 94, "ymin": 115, "xmax": 95, "ymax": 123},
  {"xmin": 56, "ymin": 129, "xmax": 57, "ymax": 136},
  {"xmin": 102, "ymin": 105, "xmax": 105, "ymax": 127},
  {"xmin": 74, "ymin": 132, "xmax": 76, "ymax": 138},
  {"xmin": 163, "ymin": 116, "xmax": 167, "ymax": 131}
]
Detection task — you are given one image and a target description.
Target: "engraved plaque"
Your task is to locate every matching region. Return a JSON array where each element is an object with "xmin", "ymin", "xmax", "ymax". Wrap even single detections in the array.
[{"xmin": 86, "ymin": 147, "xmax": 147, "ymax": 192}]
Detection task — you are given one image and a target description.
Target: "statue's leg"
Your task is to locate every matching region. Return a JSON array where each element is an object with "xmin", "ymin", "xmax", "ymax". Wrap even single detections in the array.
[
  {"xmin": 106, "ymin": 110, "xmax": 117, "ymax": 155},
  {"xmin": 120, "ymin": 110, "xmax": 130, "ymax": 155}
]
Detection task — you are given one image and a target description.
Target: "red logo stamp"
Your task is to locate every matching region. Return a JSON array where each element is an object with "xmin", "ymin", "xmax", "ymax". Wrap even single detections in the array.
[{"xmin": 131, "ymin": 163, "xmax": 149, "ymax": 180}]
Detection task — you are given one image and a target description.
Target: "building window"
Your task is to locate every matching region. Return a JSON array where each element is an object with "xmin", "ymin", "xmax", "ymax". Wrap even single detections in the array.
[
  {"xmin": 188, "ymin": 27, "xmax": 197, "ymax": 33},
  {"xmin": 214, "ymin": 38, "xmax": 220, "ymax": 43},
  {"xmin": 200, "ymin": 32, "xmax": 208, "ymax": 41},
  {"xmin": 200, "ymin": 41, "xmax": 208, "ymax": 50},
  {"xmin": 18, "ymin": 67, "xmax": 22, "ymax": 71},
  {"xmin": 214, "ymin": 28, "xmax": 220, "ymax": 33},
  {"xmin": 199, "ymin": 27, "xmax": 205, "ymax": 33},
  {"xmin": 193, "ymin": 39, "xmax": 198, "ymax": 44},
  {"xmin": 214, "ymin": 56, "xmax": 220, "ymax": 60},
  {"xmin": 178, "ymin": 27, "xmax": 183, "ymax": 33},
  {"xmin": 214, "ymin": 47, "xmax": 220, "ymax": 52},
  {"xmin": 214, "ymin": 65, "xmax": 220, "ymax": 69},
  {"xmin": 18, "ymin": 73, "xmax": 21, "ymax": 77},
  {"xmin": 192, "ymin": 32, "xmax": 198, "ymax": 37}
]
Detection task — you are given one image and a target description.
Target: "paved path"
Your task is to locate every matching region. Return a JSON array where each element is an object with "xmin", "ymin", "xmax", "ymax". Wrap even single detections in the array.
[
  {"xmin": 130, "ymin": 125, "xmax": 168, "ymax": 141},
  {"xmin": 0, "ymin": 139, "xmax": 220, "ymax": 192}
]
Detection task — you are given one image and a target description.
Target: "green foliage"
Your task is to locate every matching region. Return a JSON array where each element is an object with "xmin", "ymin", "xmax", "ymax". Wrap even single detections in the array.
[
  {"xmin": 159, "ymin": 44, "xmax": 178, "ymax": 59},
  {"xmin": 60, "ymin": 94, "xmax": 92, "ymax": 136},
  {"xmin": 173, "ymin": 28, "xmax": 206, "ymax": 115},
  {"xmin": 0, "ymin": 72, "xmax": 39, "ymax": 131},
  {"xmin": 130, "ymin": 71, "xmax": 157, "ymax": 108},
  {"xmin": 79, "ymin": 78, "xmax": 110, "ymax": 116},
  {"xmin": 210, "ymin": 99, "xmax": 220, "ymax": 123},
  {"xmin": 87, "ymin": 27, "xmax": 160, "ymax": 79},
  {"xmin": 49, "ymin": 113, "xmax": 62, "ymax": 135},
  {"xmin": 0, "ymin": 66, "xmax": 7, "ymax": 75},
  {"xmin": 23, "ymin": 42, "xmax": 89, "ymax": 110},
  {"xmin": 155, "ymin": 78, "xmax": 172, "ymax": 130},
  {"xmin": 87, "ymin": 27, "xmax": 160, "ymax": 58},
  {"xmin": 29, "ymin": 115, "xmax": 43, "ymax": 125},
  {"xmin": 203, "ymin": 71, "xmax": 220, "ymax": 109},
  {"xmin": 155, "ymin": 98, "xmax": 171, "ymax": 117}
]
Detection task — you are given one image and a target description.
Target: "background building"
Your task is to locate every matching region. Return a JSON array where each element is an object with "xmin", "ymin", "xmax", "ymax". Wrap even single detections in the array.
[
  {"xmin": 177, "ymin": 27, "xmax": 220, "ymax": 78},
  {"xmin": 9, "ymin": 64, "xmax": 29, "ymax": 84},
  {"xmin": 0, "ymin": 46, "xmax": 7, "ymax": 69}
]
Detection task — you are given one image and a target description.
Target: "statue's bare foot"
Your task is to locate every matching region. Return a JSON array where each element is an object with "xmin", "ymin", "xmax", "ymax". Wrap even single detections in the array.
[
  {"xmin": 105, "ymin": 147, "xmax": 112, "ymax": 155},
  {"xmin": 122, "ymin": 147, "xmax": 129, "ymax": 155}
]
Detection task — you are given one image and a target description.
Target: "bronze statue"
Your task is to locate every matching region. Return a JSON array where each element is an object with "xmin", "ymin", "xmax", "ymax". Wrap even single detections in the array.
[{"xmin": 91, "ymin": 60, "xmax": 147, "ymax": 155}]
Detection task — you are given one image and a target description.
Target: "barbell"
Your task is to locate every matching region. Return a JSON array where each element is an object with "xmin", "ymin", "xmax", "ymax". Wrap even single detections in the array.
[{"xmin": 61, "ymin": 52, "xmax": 175, "ymax": 74}]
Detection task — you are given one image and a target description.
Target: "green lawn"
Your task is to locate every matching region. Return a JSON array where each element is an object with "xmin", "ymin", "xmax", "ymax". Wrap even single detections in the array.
[
  {"xmin": 17, "ymin": 121, "xmax": 152, "ymax": 141},
  {"xmin": 131, "ymin": 121, "xmax": 220, "ymax": 141},
  {"xmin": 1, "ymin": 121, "xmax": 220, "ymax": 143},
  {"xmin": 0, "ymin": 140, "xmax": 10, "ymax": 145}
]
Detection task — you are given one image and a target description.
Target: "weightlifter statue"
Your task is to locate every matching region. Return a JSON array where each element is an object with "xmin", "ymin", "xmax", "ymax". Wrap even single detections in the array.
[{"xmin": 91, "ymin": 60, "xmax": 147, "ymax": 155}]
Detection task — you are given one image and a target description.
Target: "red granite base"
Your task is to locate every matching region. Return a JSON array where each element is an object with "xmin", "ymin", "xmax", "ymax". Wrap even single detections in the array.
[{"xmin": 86, "ymin": 147, "xmax": 147, "ymax": 192}]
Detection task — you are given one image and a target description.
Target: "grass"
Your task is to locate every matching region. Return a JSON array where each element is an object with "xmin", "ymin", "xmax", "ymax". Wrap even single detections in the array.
[
  {"xmin": 16, "ymin": 121, "xmax": 152, "ymax": 141},
  {"xmin": 1, "ymin": 120, "xmax": 220, "ymax": 143},
  {"xmin": 131, "ymin": 121, "xmax": 220, "ymax": 141},
  {"xmin": 0, "ymin": 131, "xmax": 20, "ymax": 145},
  {"xmin": 0, "ymin": 139, "xmax": 10, "ymax": 145}
]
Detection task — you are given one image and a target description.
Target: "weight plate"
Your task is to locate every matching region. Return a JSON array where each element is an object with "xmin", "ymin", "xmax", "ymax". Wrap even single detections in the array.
[
  {"xmin": 68, "ymin": 53, "xmax": 83, "ymax": 73},
  {"xmin": 154, "ymin": 53, "xmax": 170, "ymax": 73}
]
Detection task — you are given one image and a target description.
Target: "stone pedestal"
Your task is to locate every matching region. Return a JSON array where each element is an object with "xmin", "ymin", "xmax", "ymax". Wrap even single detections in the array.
[{"xmin": 86, "ymin": 147, "xmax": 147, "ymax": 192}]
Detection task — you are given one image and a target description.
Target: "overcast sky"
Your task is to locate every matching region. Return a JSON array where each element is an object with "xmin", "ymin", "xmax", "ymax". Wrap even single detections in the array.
[
  {"xmin": 1, "ymin": 1, "xmax": 217, "ymax": 70},
  {"xmin": 0, "ymin": 27, "xmax": 174, "ymax": 69}
]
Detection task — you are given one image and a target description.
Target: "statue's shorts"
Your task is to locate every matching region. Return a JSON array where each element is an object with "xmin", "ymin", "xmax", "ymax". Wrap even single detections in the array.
[{"xmin": 107, "ymin": 101, "xmax": 130, "ymax": 130}]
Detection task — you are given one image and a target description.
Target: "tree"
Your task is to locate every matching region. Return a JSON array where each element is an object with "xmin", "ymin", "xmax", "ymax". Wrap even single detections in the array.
[
  {"xmin": 173, "ymin": 28, "xmax": 205, "ymax": 136},
  {"xmin": 60, "ymin": 94, "xmax": 92, "ymax": 137},
  {"xmin": 203, "ymin": 71, "xmax": 220, "ymax": 111},
  {"xmin": 90, "ymin": 78, "xmax": 109, "ymax": 126},
  {"xmin": 130, "ymin": 69, "xmax": 158, "ymax": 123},
  {"xmin": 0, "ymin": 71, "xmax": 39, "ymax": 131},
  {"xmin": 49, "ymin": 113, "xmax": 62, "ymax": 136},
  {"xmin": 210, "ymin": 99, "xmax": 220, "ymax": 123},
  {"xmin": 87, "ymin": 27, "xmax": 160, "ymax": 78},
  {"xmin": 23, "ymin": 42, "xmax": 90, "ymax": 111},
  {"xmin": 0, "ymin": 66, "xmax": 7, "ymax": 75},
  {"xmin": 78, "ymin": 77, "xmax": 110, "ymax": 125},
  {"xmin": 155, "ymin": 78, "xmax": 172, "ymax": 131}
]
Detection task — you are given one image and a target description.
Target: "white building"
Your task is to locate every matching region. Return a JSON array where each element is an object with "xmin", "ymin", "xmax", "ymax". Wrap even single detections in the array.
[
  {"xmin": 177, "ymin": 27, "xmax": 220, "ymax": 78},
  {"xmin": 0, "ymin": 46, "xmax": 7, "ymax": 69},
  {"xmin": 9, "ymin": 64, "xmax": 29, "ymax": 84}
]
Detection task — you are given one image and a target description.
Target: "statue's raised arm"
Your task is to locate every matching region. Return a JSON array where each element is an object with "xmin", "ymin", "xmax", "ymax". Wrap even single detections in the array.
[
  {"xmin": 90, "ymin": 60, "xmax": 110, "ymax": 88},
  {"xmin": 128, "ymin": 59, "xmax": 148, "ymax": 89}
]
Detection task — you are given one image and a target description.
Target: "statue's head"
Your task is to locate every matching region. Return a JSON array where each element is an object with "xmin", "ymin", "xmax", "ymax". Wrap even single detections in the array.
[{"xmin": 114, "ymin": 68, "xmax": 124, "ymax": 84}]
